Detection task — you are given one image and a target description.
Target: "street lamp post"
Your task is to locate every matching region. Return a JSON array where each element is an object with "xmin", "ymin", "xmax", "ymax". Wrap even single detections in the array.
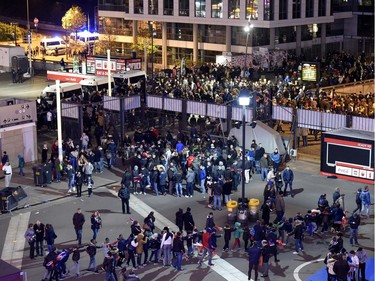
[
  {"xmin": 26, "ymin": 0, "xmax": 33, "ymax": 76},
  {"xmin": 243, "ymin": 18, "xmax": 253, "ymax": 78},
  {"xmin": 238, "ymin": 89, "xmax": 250, "ymax": 223}
]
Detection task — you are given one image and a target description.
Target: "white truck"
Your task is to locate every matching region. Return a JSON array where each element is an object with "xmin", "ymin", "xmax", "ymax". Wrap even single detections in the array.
[{"xmin": 0, "ymin": 45, "xmax": 25, "ymax": 72}]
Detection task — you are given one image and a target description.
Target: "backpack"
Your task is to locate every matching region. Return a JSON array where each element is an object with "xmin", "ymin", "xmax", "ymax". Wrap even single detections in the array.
[
  {"xmin": 86, "ymin": 246, "xmax": 95, "ymax": 257},
  {"xmin": 119, "ymin": 187, "xmax": 130, "ymax": 200}
]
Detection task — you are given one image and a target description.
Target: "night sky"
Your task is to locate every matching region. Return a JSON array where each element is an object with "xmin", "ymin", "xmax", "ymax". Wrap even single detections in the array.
[{"xmin": 0, "ymin": 0, "xmax": 96, "ymax": 25}]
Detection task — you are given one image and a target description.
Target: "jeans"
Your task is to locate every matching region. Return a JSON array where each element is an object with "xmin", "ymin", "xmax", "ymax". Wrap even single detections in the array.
[
  {"xmin": 153, "ymin": 182, "xmax": 159, "ymax": 196},
  {"xmin": 244, "ymin": 169, "xmax": 250, "ymax": 183},
  {"xmin": 19, "ymin": 167, "xmax": 25, "ymax": 176},
  {"xmin": 47, "ymin": 244, "xmax": 53, "ymax": 253},
  {"xmin": 186, "ymin": 182, "xmax": 194, "ymax": 196},
  {"xmin": 150, "ymin": 249, "xmax": 159, "ymax": 263},
  {"xmin": 353, "ymin": 203, "xmax": 362, "ymax": 214},
  {"xmin": 28, "ymin": 241, "xmax": 35, "ymax": 259},
  {"xmin": 284, "ymin": 181, "xmax": 293, "ymax": 195},
  {"xmin": 35, "ymin": 240, "xmax": 44, "ymax": 256},
  {"xmin": 200, "ymin": 179, "xmax": 206, "ymax": 193},
  {"xmin": 276, "ymin": 211, "xmax": 284, "ymax": 222},
  {"xmin": 361, "ymin": 204, "xmax": 370, "ymax": 218},
  {"xmin": 87, "ymin": 256, "xmax": 96, "ymax": 271},
  {"xmin": 261, "ymin": 168, "xmax": 268, "ymax": 181},
  {"xmin": 295, "ymin": 238, "xmax": 304, "ymax": 252},
  {"xmin": 224, "ymin": 194, "xmax": 231, "ymax": 204},
  {"xmin": 199, "ymin": 248, "xmax": 213, "ymax": 265},
  {"xmin": 75, "ymin": 229, "xmax": 83, "ymax": 245},
  {"xmin": 92, "ymin": 228, "xmax": 99, "ymax": 240},
  {"xmin": 263, "ymin": 261, "xmax": 269, "ymax": 276},
  {"xmin": 105, "ymin": 272, "xmax": 116, "ymax": 281},
  {"xmin": 213, "ymin": 195, "xmax": 222, "ymax": 210},
  {"xmin": 175, "ymin": 183, "xmax": 183, "ymax": 197},
  {"xmin": 350, "ymin": 228, "xmax": 359, "ymax": 244},
  {"xmin": 163, "ymin": 244, "xmax": 172, "ymax": 265},
  {"xmin": 172, "ymin": 252, "xmax": 183, "ymax": 270},
  {"xmin": 69, "ymin": 261, "xmax": 80, "ymax": 276},
  {"xmin": 121, "ymin": 199, "xmax": 130, "ymax": 214},
  {"xmin": 99, "ymin": 158, "xmax": 104, "ymax": 172}
]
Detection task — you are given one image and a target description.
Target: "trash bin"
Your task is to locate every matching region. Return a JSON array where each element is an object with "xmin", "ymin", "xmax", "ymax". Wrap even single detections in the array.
[
  {"xmin": 226, "ymin": 200, "xmax": 238, "ymax": 224},
  {"xmin": 33, "ymin": 165, "xmax": 45, "ymax": 186},
  {"xmin": 248, "ymin": 198, "xmax": 260, "ymax": 222},
  {"xmin": 237, "ymin": 204, "xmax": 249, "ymax": 225}
]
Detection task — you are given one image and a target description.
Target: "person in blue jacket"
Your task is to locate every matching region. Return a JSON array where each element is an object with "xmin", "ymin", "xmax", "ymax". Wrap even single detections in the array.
[
  {"xmin": 360, "ymin": 186, "xmax": 371, "ymax": 219},
  {"xmin": 247, "ymin": 241, "xmax": 261, "ymax": 281},
  {"xmin": 270, "ymin": 148, "xmax": 281, "ymax": 172}
]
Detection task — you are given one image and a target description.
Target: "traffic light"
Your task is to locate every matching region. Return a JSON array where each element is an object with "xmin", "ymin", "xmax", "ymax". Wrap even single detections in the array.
[{"xmin": 22, "ymin": 33, "xmax": 32, "ymax": 44}]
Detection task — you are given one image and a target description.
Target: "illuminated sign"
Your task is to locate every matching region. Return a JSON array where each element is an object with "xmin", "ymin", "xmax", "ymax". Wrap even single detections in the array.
[{"xmin": 301, "ymin": 62, "xmax": 319, "ymax": 82}]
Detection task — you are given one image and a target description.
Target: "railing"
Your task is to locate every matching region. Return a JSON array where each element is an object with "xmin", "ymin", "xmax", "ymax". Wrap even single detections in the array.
[{"xmin": 146, "ymin": 95, "xmax": 374, "ymax": 132}]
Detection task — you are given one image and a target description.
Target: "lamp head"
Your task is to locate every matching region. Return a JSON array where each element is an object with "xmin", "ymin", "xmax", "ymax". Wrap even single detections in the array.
[{"xmin": 238, "ymin": 89, "xmax": 250, "ymax": 106}]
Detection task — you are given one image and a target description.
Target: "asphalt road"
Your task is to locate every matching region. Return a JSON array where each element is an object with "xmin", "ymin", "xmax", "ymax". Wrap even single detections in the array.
[{"xmin": 0, "ymin": 159, "xmax": 373, "ymax": 281}]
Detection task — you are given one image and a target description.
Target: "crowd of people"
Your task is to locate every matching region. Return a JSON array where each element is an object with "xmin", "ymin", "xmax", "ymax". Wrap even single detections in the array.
[{"xmin": 29, "ymin": 120, "xmax": 372, "ymax": 281}]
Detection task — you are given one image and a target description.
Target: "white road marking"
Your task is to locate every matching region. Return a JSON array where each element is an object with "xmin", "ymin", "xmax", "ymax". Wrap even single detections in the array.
[
  {"xmin": 293, "ymin": 258, "xmax": 325, "ymax": 281},
  {"xmin": 1, "ymin": 212, "xmax": 31, "ymax": 269},
  {"xmin": 108, "ymin": 188, "xmax": 250, "ymax": 281}
]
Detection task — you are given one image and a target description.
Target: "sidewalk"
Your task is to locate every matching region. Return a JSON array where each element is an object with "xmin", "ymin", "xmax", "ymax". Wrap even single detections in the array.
[{"xmin": 3, "ymin": 166, "xmax": 120, "ymax": 211}]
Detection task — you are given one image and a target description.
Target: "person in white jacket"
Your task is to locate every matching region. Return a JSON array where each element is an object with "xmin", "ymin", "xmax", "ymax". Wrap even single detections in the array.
[{"xmin": 160, "ymin": 227, "xmax": 173, "ymax": 266}]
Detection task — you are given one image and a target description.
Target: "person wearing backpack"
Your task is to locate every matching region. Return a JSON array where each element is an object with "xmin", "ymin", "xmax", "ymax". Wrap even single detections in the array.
[
  {"xmin": 103, "ymin": 251, "xmax": 116, "ymax": 281},
  {"xmin": 126, "ymin": 236, "xmax": 138, "ymax": 270},
  {"xmin": 360, "ymin": 186, "xmax": 371, "ymax": 219},
  {"xmin": 42, "ymin": 247, "xmax": 58, "ymax": 281},
  {"xmin": 118, "ymin": 185, "xmax": 131, "ymax": 214}
]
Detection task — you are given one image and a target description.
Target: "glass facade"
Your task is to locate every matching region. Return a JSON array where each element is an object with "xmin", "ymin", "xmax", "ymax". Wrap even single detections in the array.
[
  {"xmin": 232, "ymin": 26, "xmax": 248, "ymax": 45},
  {"xmin": 279, "ymin": 0, "xmax": 288, "ymax": 20},
  {"xmin": 195, "ymin": 0, "xmax": 206, "ymax": 17},
  {"xmin": 98, "ymin": 0, "xmax": 128, "ymax": 12},
  {"xmin": 211, "ymin": 0, "xmax": 223, "ymax": 18},
  {"xmin": 246, "ymin": 0, "xmax": 259, "ymax": 19},
  {"xmin": 134, "ymin": 0, "xmax": 144, "ymax": 14},
  {"xmin": 179, "ymin": 0, "xmax": 189, "ymax": 16},
  {"xmin": 306, "ymin": 0, "xmax": 314, "ymax": 17},
  {"xmin": 98, "ymin": 17, "xmax": 133, "ymax": 36},
  {"xmin": 229, "ymin": 0, "xmax": 241, "ymax": 19},
  {"xmin": 292, "ymin": 0, "xmax": 301, "ymax": 18},
  {"xmin": 275, "ymin": 26, "xmax": 296, "ymax": 43},
  {"xmin": 253, "ymin": 28, "xmax": 269, "ymax": 46},
  {"xmin": 149, "ymin": 0, "xmax": 158, "ymax": 15},
  {"xmin": 318, "ymin": 0, "xmax": 326, "ymax": 16},
  {"xmin": 264, "ymin": 0, "xmax": 274, "ymax": 20},
  {"xmin": 164, "ymin": 0, "xmax": 174, "ymax": 15},
  {"xmin": 167, "ymin": 23, "xmax": 193, "ymax": 41},
  {"xmin": 201, "ymin": 25, "xmax": 226, "ymax": 44}
]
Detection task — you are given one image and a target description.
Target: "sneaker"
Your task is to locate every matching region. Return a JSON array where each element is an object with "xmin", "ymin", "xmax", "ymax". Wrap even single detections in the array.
[
  {"xmin": 301, "ymin": 249, "xmax": 304, "ymax": 252},
  {"xmin": 68, "ymin": 189, "xmax": 72, "ymax": 193},
  {"xmin": 72, "ymin": 187, "xmax": 76, "ymax": 192},
  {"xmin": 190, "ymin": 195, "xmax": 193, "ymax": 197},
  {"xmin": 143, "ymin": 192, "xmax": 146, "ymax": 195},
  {"xmin": 293, "ymin": 251, "xmax": 299, "ymax": 255},
  {"xmin": 134, "ymin": 192, "xmax": 138, "ymax": 195},
  {"xmin": 185, "ymin": 195, "xmax": 189, "ymax": 198}
]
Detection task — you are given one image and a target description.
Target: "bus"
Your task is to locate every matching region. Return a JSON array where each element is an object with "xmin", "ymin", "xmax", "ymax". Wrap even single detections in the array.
[
  {"xmin": 41, "ymin": 82, "xmax": 81, "ymax": 104},
  {"xmin": 112, "ymin": 70, "xmax": 146, "ymax": 96}
]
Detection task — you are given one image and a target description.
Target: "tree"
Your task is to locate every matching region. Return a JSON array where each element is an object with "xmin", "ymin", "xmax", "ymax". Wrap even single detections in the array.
[
  {"xmin": 131, "ymin": 27, "xmax": 158, "ymax": 56},
  {"xmin": 61, "ymin": 6, "xmax": 86, "ymax": 39},
  {"xmin": 94, "ymin": 18, "xmax": 118, "ymax": 55}
]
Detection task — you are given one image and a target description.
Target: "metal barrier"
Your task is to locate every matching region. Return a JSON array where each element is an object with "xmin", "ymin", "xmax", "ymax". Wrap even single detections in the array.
[
  {"xmin": 352, "ymin": 116, "xmax": 375, "ymax": 132},
  {"xmin": 272, "ymin": 105, "xmax": 293, "ymax": 122}
]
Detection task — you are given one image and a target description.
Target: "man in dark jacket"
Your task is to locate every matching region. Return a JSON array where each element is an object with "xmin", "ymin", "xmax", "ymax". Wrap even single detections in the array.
[
  {"xmin": 183, "ymin": 207, "xmax": 195, "ymax": 234},
  {"xmin": 288, "ymin": 221, "xmax": 304, "ymax": 254},
  {"xmin": 72, "ymin": 208, "xmax": 85, "ymax": 245},
  {"xmin": 118, "ymin": 185, "xmax": 131, "ymax": 214},
  {"xmin": 172, "ymin": 232, "xmax": 185, "ymax": 271},
  {"xmin": 348, "ymin": 213, "xmax": 360, "ymax": 245},
  {"xmin": 248, "ymin": 241, "xmax": 261, "ymax": 281},
  {"xmin": 282, "ymin": 166, "xmax": 294, "ymax": 197},
  {"xmin": 333, "ymin": 254, "xmax": 350, "ymax": 281},
  {"xmin": 34, "ymin": 220, "xmax": 45, "ymax": 256},
  {"xmin": 43, "ymin": 247, "xmax": 58, "ymax": 281}
]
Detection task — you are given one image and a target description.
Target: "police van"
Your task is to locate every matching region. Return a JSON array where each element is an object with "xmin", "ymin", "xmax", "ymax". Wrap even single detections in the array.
[{"xmin": 40, "ymin": 37, "xmax": 66, "ymax": 56}]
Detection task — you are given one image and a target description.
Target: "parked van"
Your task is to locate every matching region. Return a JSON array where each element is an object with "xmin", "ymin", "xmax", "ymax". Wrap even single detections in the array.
[
  {"xmin": 71, "ymin": 31, "xmax": 99, "ymax": 46},
  {"xmin": 80, "ymin": 76, "xmax": 114, "ymax": 94},
  {"xmin": 40, "ymin": 37, "xmax": 66, "ymax": 56},
  {"xmin": 41, "ymin": 82, "xmax": 81, "ymax": 104}
]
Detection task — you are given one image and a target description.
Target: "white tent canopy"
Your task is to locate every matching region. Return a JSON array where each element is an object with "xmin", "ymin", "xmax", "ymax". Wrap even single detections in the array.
[{"xmin": 228, "ymin": 121, "xmax": 286, "ymax": 155}]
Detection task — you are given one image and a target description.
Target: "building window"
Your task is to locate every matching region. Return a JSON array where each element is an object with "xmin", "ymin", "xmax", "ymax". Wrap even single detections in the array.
[
  {"xmin": 229, "ymin": 0, "xmax": 241, "ymax": 19},
  {"xmin": 179, "ymin": 0, "xmax": 189, "ymax": 16},
  {"xmin": 195, "ymin": 0, "xmax": 206, "ymax": 17},
  {"xmin": 318, "ymin": 0, "xmax": 326, "ymax": 16},
  {"xmin": 201, "ymin": 25, "xmax": 226, "ymax": 44},
  {"xmin": 134, "ymin": 0, "xmax": 143, "ymax": 14},
  {"xmin": 246, "ymin": 0, "xmax": 258, "ymax": 20},
  {"xmin": 279, "ymin": 0, "xmax": 288, "ymax": 20},
  {"xmin": 306, "ymin": 0, "xmax": 314, "ymax": 17},
  {"xmin": 149, "ymin": 0, "xmax": 158, "ymax": 15},
  {"xmin": 211, "ymin": 0, "xmax": 223, "ymax": 18},
  {"xmin": 292, "ymin": 0, "xmax": 301, "ymax": 18},
  {"xmin": 164, "ymin": 0, "xmax": 174, "ymax": 15},
  {"xmin": 264, "ymin": 0, "xmax": 274, "ymax": 20}
]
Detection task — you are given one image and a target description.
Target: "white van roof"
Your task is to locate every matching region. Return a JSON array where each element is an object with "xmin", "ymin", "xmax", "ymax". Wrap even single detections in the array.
[
  {"xmin": 41, "ymin": 37, "xmax": 65, "ymax": 43},
  {"xmin": 80, "ymin": 76, "xmax": 112, "ymax": 86},
  {"xmin": 42, "ymin": 82, "xmax": 81, "ymax": 96},
  {"xmin": 112, "ymin": 70, "xmax": 146, "ymax": 79}
]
